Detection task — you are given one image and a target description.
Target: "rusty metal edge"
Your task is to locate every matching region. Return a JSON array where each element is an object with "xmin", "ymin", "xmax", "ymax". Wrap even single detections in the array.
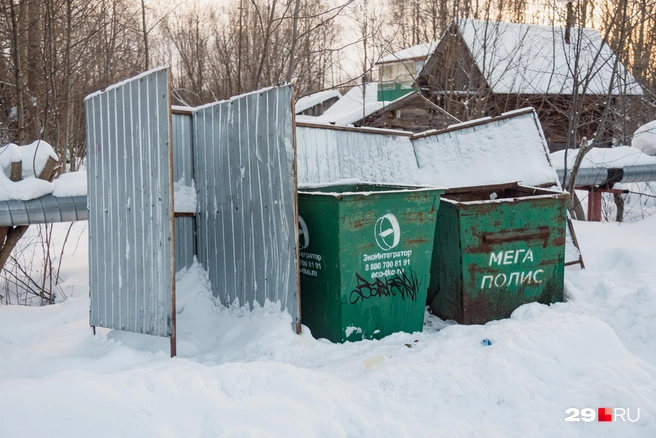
[
  {"xmin": 171, "ymin": 106, "xmax": 194, "ymax": 115},
  {"xmin": 566, "ymin": 217, "xmax": 585, "ymax": 269},
  {"xmin": 295, "ymin": 121, "xmax": 413, "ymax": 137},
  {"xmin": 410, "ymin": 107, "xmax": 535, "ymax": 140},
  {"xmin": 441, "ymin": 183, "xmax": 568, "ymax": 210},
  {"xmin": 444, "ymin": 182, "xmax": 567, "ymax": 197},
  {"xmin": 168, "ymin": 71, "xmax": 177, "ymax": 358},
  {"xmin": 173, "ymin": 212, "xmax": 196, "ymax": 217},
  {"xmin": 444, "ymin": 182, "xmax": 520, "ymax": 195},
  {"xmin": 292, "ymin": 88, "xmax": 302, "ymax": 335},
  {"xmin": 298, "ymin": 186, "xmax": 445, "ymax": 197}
]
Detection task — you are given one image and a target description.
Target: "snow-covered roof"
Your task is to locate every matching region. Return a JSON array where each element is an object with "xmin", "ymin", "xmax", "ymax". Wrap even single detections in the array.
[
  {"xmin": 315, "ymin": 83, "xmax": 409, "ymax": 126},
  {"xmin": 295, "ymin": 89, "xmax": 341, "ymax": 114},
  {"xmin": 378, "ymin": 42, "xmax": 438, "ymax": 64},
  {"xmin": 454, "ymin": 18, "xmax": 642, "ymax": 95}
]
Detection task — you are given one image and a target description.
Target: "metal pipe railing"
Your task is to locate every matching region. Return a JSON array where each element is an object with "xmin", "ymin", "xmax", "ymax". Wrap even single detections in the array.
[
  {"xmin": 0, "ymin": 195, "xmax": 87, "ymax": 227},
  {"xmin": 557, "ymin": 163, "xmax": 656, "ymax": 187}
]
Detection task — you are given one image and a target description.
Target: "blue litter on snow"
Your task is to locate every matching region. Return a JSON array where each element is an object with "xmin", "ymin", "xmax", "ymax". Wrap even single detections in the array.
[{"xmin": 480, "ymin": 339, "xmax": 492, "ymax": 346}]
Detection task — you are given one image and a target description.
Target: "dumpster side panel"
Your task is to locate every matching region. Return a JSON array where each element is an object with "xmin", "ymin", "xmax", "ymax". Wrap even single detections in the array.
[
  {"xmin": 427, "ymin": 201, "xmax": 464, "ymax": 322},
  {"xmin": 338, "ymin": 192, "xmax": 440, "ymax": 342},
  {"xmin": 298, "ymin": 196, "xmax": 342, "ymax": 341},
  {"xmin": 458, "ymin": 196, "xmax": 566, "ymax": 324}
]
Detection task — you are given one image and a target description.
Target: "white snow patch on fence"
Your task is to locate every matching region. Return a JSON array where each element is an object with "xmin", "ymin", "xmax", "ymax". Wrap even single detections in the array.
[{"xmin": 174, "ymin": 179, "xmax": 197, "ymax": 213}]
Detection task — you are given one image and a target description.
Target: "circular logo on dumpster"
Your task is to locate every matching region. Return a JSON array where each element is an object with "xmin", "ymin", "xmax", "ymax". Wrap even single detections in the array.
[
  {"xmin": 374, "ymin": 213, "xmax": 400, "ymax": 251},
  {"xmin": 298, "ymin": 215, "xmax": 310, "ymax": 249}
]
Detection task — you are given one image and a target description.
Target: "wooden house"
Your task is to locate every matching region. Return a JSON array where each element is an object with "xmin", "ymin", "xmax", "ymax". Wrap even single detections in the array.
[
  {"xmin": 363, "ymin": 19, "xmax": 643, "ymax": 151},
  {"xmin": 375, "ymin": 42, "xmax": 436, "ymax": 102}
]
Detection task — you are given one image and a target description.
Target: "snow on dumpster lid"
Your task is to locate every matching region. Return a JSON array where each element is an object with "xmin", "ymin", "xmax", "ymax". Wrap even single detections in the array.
[
  {"xmin": 411, "ymin": 108, "xmax": 560, "ymax": 189},
  {"xmin": 298, "ymin": 180, "xmax": 445, "ymax": 197}
]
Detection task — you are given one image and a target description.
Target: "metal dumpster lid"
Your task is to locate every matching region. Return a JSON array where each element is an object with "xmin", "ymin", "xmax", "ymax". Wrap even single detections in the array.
[
  {"xmin": 410, "ymin": 108, "xmax": 561, "ymax": 189},
  {"xmin": 298, "ymin": 179, "xmax": 446, "ymax": 197}
]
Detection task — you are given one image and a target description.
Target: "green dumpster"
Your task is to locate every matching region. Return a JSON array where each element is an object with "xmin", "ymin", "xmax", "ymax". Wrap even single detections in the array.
[
  {"xmin": 427, "ymin": 182, "xmax": 568, "ymax": 325},
  {"xmin": 298, "ymin": 183, "xmax": 443, "ymax": 343}
]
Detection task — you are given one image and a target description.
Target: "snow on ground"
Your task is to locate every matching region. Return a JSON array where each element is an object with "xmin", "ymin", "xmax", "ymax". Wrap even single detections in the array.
[{"xmin": 1, "ymin": 218, "xmax": 655, "ymax": 437}]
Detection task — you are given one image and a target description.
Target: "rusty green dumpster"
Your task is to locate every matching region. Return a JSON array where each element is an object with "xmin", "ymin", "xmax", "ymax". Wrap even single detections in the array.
[
  {"xmin": 427, "ymin": 182, "xmax": 568, "ymax": 324},
  {"xmin": 298, "ymin": 183, "xmax": 443, "ymax": 343}
]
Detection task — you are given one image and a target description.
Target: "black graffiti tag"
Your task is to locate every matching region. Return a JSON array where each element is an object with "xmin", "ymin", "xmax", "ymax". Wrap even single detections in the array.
[{"xmin": 349, "ymin": 270, "xmax": 419, "ymax": 304}]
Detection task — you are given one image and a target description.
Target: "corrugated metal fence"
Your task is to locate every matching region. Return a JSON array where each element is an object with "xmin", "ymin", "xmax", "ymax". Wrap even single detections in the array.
[
  {"xmin": 193, "ymin": 86, "xmax": 299, "ymax": 326},
  {"xmin": 85, "ymin": 67, "xmax": 175, "ymax": 338},
  {"xmin": 85, "ymin": 71, "xmax": 299, "ymax": 344},
  {"xmin": 296, "ymin": 124, "xmax": 415, "ymax": 185},
  {"xmin": 172, "ymin": 110, "xmax": 196, "ymax": 270}
]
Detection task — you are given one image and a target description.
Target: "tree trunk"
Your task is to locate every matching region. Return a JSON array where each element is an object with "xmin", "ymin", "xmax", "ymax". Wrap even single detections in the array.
[
  {"xmin": 287, "ymin": 0, "xmax": 301, "ymax": 84},
  {"xmin": 613, "ymin": 193, "xmax": 625, "ymax": 222},
  {"xmin": 8, "ymin": 0, "xmax": 25, "ymax": 145},
  {"xmin": 0, "ymin": 156, "xmax": 59, "ymax": 275}
]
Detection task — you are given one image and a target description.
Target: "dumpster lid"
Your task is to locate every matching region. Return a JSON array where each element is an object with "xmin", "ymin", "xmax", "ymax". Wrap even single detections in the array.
[
  {"xmin": 441, "ymin": 182, "xmax": 569, "ymax": 204},
  {"xmin": 411, "ymin": 108, "xmax": 561, "ymax": 190},
  {"xmin": 299, "ymin": 180, "xmax": 445, "ymax": 197}
]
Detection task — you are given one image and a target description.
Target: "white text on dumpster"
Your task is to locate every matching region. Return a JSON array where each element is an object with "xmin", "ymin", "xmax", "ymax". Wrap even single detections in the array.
[
  {"xmin": 300, "ymin": 251, "xmax": 323, "ymax": 277},
  {"xmin": 480, "ymin": 248, "xmax": 544, "ymax": 289},
  {"xmin": 362, "ymin": 250, "xmax": 413, "ymax": 279}
]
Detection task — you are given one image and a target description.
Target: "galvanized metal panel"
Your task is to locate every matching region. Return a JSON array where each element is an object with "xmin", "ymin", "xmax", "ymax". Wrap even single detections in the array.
[
  {"xmin": 296, "ymin": 125, "xmax": 417, "ymax": 185},
  {"xmin": 172, "ymin": 113, "xmax": 194, "ymax": 185},
  {"xmin": 557, "ymin": 167, "xmax": 608, "ymax": 187},
  {"xmin": 174, "ymin": 216, "xmax": 195, "ymax": 269},
  {"xmin": 84, "ymin": 68, "xmax": 174, "ymax": 337},
  {"xmin": 171, "ymin": 111, "xmax": 196, "ymax": 270},
  {"xmin": 556, "ymin": 163, "xmax": 656, "ymax": 186},
  {"xmin": 193, "ymin": 86, "xmax": 299, "ymax": 325},
  {"xmin": 0, "ymin": 195, "xmax": 87, "ymax": 226},
  {"xmin": 2, "ymin": 200, "xmax": 29, "ymax": 225},
  {"xmin": 620, "ymin": 164, "xmax": 656, "ymax": 183}
]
